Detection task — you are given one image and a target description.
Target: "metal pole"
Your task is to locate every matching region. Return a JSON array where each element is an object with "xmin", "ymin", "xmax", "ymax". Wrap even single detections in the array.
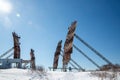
[
  {"xmin": 0, "ymin": 47, "xmax": 14, "ymax": 59},
  {"xmin": 61, "ymin": 50, "xmax": 85, "ymax": 71},
  {"xmin": 74, "ymin": 33, "xmax": 112, "ymax": 65},
  {"xmin": 73, "ymin": 44, "xmax": 101, "ymax": 69}
]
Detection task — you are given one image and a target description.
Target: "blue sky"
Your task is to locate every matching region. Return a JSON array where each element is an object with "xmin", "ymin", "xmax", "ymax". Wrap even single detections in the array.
[{"xmin": 0, "ymin": 0, "xmax": 120, "ymax": 70}]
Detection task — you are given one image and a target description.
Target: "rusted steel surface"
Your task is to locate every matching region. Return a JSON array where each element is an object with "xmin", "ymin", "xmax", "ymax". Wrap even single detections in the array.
[
  {"xmin": 30, "ymin": 49, "xmax": 36, "ymax": 70},
  {"xmin": 53, "ymin": 40, "xmax": 62, "ymax": 69},
  {"xmin": 12, "ymin": 32, "xmax": 21, "ymax": 59},
  {"xmin": 63, "ymin": 21, "xmax": 77, "ymax": 70}
]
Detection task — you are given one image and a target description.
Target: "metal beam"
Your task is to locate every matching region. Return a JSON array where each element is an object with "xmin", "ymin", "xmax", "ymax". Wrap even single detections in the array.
[
  {"xmin": 61, "ymin": 50, "xmax": 85, "ymax": 71},
  {"xmin": 73, "ymin": 44, "xmax": 101, "ymax": 69},
  {"xmin": 6, "ymin": 53, "xmax": 14, "ymax": 59},
  {"xmin": 60, "ymin": 53, "xmax": 78, "ymax": 70},
  {"xmin": 69, "ymin": 61, "xmax": 79, "ymax": 70},
  {"xmin": 0, "ymin": 47, "xmax": 14, "ymax": 59},
  {"xmin": 74, "ymin": 33, "xmax": 112, "ymax": 65}
]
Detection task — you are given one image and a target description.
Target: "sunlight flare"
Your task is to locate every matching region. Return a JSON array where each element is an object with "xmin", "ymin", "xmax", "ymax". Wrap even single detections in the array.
[
  {"xmin": 16, "ymin": 13, "xmax": 21, "ymax": 18},
  {"xmin": 0, "ymin": 0, "xmax": 12, "ymax": 14}
]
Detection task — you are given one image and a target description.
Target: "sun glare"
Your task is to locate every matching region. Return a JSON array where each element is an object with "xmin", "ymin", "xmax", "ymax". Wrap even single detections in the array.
[
  {"xmin": 0, "ymin": 0, "xmax": 12, "ymax": 14},
  {"xmin": 16, "ymin": 13, "xmax": 21, "ymax": 18}
]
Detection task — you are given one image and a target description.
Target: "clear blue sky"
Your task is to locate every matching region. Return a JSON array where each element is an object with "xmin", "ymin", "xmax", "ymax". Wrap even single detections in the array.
[{"xmin": 0, "ymin": 0, "xmax": 120, "ymax": 70}]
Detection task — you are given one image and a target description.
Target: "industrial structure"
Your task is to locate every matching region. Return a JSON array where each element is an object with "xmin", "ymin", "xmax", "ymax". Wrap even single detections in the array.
[
  {"xmin": 52, "ymin": 21, "xmax": 120, "ymax": 72},
  {"xmin": 63, "ymin": 21, "xmax": 77, "ymax": 71},
  {"xmin": 0, "ymin": 32, "xmax": 36, "ymax": 69},
  {"xmin": 0, "ymin": 22, "xmax": 118, "ymax": 72},
  {"xmin": 53, "ymin": 40, "xmax": 62, "ymax": 70}
]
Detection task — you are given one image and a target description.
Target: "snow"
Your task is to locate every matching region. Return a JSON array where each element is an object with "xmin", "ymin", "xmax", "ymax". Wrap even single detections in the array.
[
  {"xmin": 0, "ymin": 68, "xmax": 120, "ymax": 80},
  {"xmin": 0, "ymin": 68, "xmax": 30, "ymax": 80}
]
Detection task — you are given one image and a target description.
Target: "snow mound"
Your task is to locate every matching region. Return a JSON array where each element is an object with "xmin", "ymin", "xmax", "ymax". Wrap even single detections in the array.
[
  {"xmin": 0, "ymin": 68, "xmax": 30, "ymax": 80},
  {"xmin": 0, "ymin": 68, "xmax": 120, "ymax": 80}
]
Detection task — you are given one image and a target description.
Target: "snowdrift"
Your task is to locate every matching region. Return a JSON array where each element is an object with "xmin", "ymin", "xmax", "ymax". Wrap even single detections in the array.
[{"xmin": 0, "ymin": 68, "xmax": 120, "ymax": 80}]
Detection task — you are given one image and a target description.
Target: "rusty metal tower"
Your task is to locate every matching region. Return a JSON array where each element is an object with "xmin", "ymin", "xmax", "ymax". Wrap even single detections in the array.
[
  {"xmin": 63, "ymin": 21, "xmax": 77, "ymax": 71},
  {"xmin": 12, "ymin": 32, "xmax": 21, "ymax": 59},
  {"xmin": 53, "ymin": 40, "xmax": 62, "ymax": 70},
  {"xmin": 30, "ymin": 49, "xmax": 36, "ymax": 70}
]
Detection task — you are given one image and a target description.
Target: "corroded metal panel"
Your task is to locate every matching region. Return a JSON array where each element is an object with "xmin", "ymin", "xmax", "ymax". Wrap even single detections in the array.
[
  {"xmin": 30, "ymin": 49, "xmax": 36, "ymax": 70},
  {"xmin": 53, "ymin": 40, "xmax": 62, "ymax": 69},
  {"xmin": 12, "ymin": 32, "xmax": 20, "ymax": 59},
  {"xmin": 63, "ymin": 21, "xmax": 77, "ymax": 70}
]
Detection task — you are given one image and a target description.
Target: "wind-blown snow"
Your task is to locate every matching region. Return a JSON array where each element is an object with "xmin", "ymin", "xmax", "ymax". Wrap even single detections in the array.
[{"xmin": 0, "ymin": 68, "xmax": 120, "ymax": 80}]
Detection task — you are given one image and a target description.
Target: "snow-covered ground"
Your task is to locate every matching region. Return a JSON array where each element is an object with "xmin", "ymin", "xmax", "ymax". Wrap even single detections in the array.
[{"xmin": 0, "ymin": 68, "xmax": 120, "ymax": 80}]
